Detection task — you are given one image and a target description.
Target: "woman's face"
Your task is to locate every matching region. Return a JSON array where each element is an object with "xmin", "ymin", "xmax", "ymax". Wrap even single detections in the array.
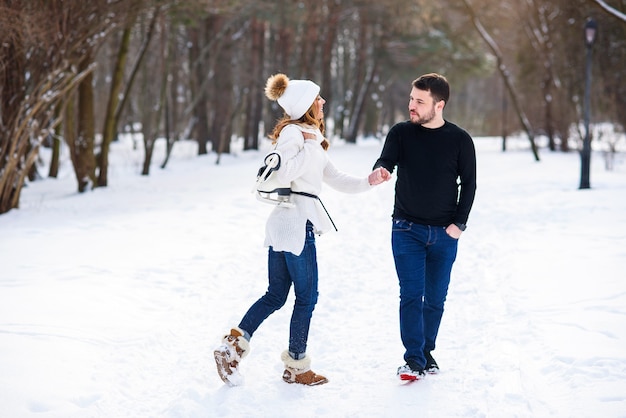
[{"xmin": 313, "ymin": 95, "xmax": 326, "ymax": 120}]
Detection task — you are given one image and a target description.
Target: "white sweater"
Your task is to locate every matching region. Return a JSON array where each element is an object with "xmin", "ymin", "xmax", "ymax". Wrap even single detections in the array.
[{"xmin": 264, "ymin": 124, "xmax": 372, "ymax": 255}]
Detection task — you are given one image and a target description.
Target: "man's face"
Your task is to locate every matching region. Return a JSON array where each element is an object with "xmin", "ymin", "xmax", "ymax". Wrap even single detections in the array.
[{"xmin": 408, "ymin": 87, "xmax": 436, "ymax": 125}]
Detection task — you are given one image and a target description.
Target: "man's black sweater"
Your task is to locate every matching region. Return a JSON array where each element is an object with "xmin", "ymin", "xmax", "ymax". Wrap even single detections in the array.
[{"xmin": 374, "ymin": 120, "xmax": 477, "ymax": 227}]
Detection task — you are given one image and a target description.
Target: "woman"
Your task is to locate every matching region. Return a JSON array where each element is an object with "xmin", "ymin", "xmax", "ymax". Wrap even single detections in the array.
[{"xmin": 214, "ymin": 73, "xmax": 390, "ymax": 386}]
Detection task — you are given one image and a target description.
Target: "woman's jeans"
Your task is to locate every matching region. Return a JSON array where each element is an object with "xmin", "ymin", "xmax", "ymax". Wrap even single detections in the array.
[
  {"xmin": 391, "ymin": 219, "xmax": 458, "ymax": 368},
  {"xmin": 239, "ymin": 222, "xmax": 318, "ymax": 358}
]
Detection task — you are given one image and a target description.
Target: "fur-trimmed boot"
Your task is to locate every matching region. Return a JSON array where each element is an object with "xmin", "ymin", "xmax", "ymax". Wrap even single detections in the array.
[
  {"xmin": 213, "ymin": 327, "xmax": 250, "ymax": 386},
  {"xmin": 281, "ymin": 350, "xmax": 328, "ymax": 386}
]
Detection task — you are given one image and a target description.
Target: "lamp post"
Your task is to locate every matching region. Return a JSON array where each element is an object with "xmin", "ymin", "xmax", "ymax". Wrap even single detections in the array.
[{"xmin": 579, "ymin": 18, "xmax": 597, "ymax": 189}]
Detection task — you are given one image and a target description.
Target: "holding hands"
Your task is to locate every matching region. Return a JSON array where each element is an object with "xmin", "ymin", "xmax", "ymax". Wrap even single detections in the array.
[{"xmin": 368, "ymin": 167, "xmax": 391, "ymax": 185}]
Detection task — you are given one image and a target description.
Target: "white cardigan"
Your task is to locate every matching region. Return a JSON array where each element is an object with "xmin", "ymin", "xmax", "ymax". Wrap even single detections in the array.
[{"xmin": 264, "ymin": 124, "xmax": 372, "ymax": 255}]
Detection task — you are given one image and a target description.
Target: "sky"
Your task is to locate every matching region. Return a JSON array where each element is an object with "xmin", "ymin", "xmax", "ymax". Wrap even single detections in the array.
[{"xmin": 1, "ymin": 131, "xmax": 625, "ymax": 418}]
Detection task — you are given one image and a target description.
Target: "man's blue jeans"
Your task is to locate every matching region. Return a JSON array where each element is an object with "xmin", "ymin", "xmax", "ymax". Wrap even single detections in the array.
[
  {"xmin": 391, "ymin": 219, "xmax": 458, "ymax": 368},
  {"xmin": 239, "ymin": 222, "xmax": 318, "ymax": 357}
]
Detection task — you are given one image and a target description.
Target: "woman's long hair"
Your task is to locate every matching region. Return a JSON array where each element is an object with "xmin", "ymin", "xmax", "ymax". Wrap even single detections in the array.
[{"xmin": 269, "ymin": 105, "xmax": 330, "ymax": 150}]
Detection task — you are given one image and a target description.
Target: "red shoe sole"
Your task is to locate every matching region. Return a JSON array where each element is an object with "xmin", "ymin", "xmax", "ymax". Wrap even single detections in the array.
[{"xmin": 399, "ymin": 373, "xmax": 423, "ymax": 381}]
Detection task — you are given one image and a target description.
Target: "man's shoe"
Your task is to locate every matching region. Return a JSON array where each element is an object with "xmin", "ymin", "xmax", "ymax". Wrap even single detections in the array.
[
  {"xmin": 424, "ymin": 351, "xmax": 439, "ymax": 374},
  {"xmin": 397, "ymin": 363, "xmax": 425, "ymax": 381}
]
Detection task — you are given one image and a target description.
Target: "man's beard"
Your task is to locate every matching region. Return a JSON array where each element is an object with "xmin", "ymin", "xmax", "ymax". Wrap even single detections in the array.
[{"xmin": 410, "ymin": 105, "xmax": 435, "ymax": 125}]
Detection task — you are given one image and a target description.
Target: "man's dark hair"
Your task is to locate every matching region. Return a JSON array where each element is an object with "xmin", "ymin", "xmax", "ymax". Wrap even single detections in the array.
[{"xmin": 412, "ymin": 73, "xmax": 450, "ymax": 104}]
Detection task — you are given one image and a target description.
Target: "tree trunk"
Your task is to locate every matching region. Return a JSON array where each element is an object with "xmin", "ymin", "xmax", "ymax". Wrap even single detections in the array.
[
  {"xmin": 114, "ymin": 9, "xmax": 159, "ymax": 130},
  {"xmin": 298, "ymin": 0, "xmax": 320, "ymax": 77},
  {"xmin": 320, "ymin": 0, "xmax": 340, "ymax": 122},
  {"xmin": 188, "ymin": 25, "xmax": 210, "ymax": 155},
  {"xmin": 544, "ymin": 80, "xmax": 556, "ymax": 151},
  {"xmin": 139, "ymin": 12, "xmax": 169, "ymax": 175},
  {"xmin": 345, "ymin": 60, "xmax": 377, "ymax": 143},
  {"xmin": 48, "ymin": 103, "xmax": 62, "ymax": 178},
  {"xmin": 346, "ymin": 16, "xmax": 368, "ymax": 142},
  {"xmin": 275, "ymin": 0, "xmax": 293, "ymax": 73},
  {"xmin": 75, "ymin": 54, "xmax": 97, "ymax": 192},
  {"xmin": 243, "ymin": 17, "xmax": 264, "ymax": 151},
  {"xmin": 98, "ymin": 19, "xmax": 134, "ymax": 187},
  {"xmin": 141, "ymin": 127, "xmax": 155, "ymax": 176},
  {"xmin": 139, "ymin": 71, "xmax": 156, "ymax": 176},
  {"xmin": 209, "ymin": 14, "xmax": 234, "ymax": 160},
  {"xmin": 523, "ymin": 0, "xmax": 559, "ymax": 152},
  {"xmin": 65, "ymin": 94, "xmax": 79, "ymax": 185},
  {"xmin": 161, "ymin": 19, "xmax": 179, "ymax": 169}
]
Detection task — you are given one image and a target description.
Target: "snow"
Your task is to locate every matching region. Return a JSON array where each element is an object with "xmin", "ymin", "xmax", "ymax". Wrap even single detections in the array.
[{"xmin": 1, "ymin": 134, "xmax": 625, "ymax": 418}]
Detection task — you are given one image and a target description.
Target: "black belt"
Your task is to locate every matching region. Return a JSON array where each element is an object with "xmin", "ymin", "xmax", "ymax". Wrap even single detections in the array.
[{"xmin": 291, "ymin": 191, "xmax": 338, "ymax": 232}]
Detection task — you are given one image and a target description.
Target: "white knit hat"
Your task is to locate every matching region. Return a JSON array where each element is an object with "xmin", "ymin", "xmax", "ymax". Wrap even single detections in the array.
[{"xmin": 265, "ymin": 74, "xmax": 320, "ymax": 120}]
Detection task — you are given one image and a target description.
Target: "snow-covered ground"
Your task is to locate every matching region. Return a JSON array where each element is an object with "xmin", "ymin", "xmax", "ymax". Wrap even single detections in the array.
[{"xmin": 1, "ymin": 133, "xmax": 625, "ymax": 418}]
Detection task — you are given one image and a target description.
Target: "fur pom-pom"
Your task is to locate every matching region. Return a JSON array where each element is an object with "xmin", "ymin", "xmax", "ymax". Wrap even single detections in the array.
[{"xmin": 265, "ymin": 73, "xmax": 289, "ymax": 101}]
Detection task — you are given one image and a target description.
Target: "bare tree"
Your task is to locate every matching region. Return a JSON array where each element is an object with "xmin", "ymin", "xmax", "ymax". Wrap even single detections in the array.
[
  {"xmin": 187, "ymin": 23, "xmax": 211, "ymax": 155},
  {"xmin": 98, "ymin": 13, "xmax": 139, "ymax": 186},
  {"xmin": 138, "ymin": 11, "xmax": 168, "ymax": 175},
  {"xmin": 0, "ymin": 0, "xmax": 126, "ymax": 212},
  {"xmin": 161, "ymin": 20, "xmax": 186, "ymax": 169},
  {"xmin": 460, "ymin": 0, "xmax": 540, "ymax": 161},
  {"xmin": 211, "ymin": 14, "xmax": 235, "ymax": 162},
  {"xmin": 73, "ymin": 51, "xmax": 98, "ymax": 192},
  {"xmin": 242, "ymin": 17, "xmax": 265, "ymax": 151}
]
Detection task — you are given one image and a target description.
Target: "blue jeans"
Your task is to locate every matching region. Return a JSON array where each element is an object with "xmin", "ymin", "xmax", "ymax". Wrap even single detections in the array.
[
  {"xmin": 391, "ymin": 219, "xmax": 458, "ymax": 368},
  {"xmin": 238, "ymin": 221, "xmax": 318, "ymax": 357}
]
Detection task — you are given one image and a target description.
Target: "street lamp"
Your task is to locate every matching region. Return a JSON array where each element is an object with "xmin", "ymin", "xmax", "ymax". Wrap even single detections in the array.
[{"xmin": 579, "ymin": 17, "xmax": 597, "ymax": 189}]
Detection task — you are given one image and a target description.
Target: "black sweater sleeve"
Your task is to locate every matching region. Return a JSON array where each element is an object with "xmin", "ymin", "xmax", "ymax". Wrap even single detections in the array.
[
  {"xmin": 373, "ymin": 124, "xmax": 401, "ymax": 174},
  {"xmin": 454, "ymin": 129, "xmax": 477, "ymax": 225}
]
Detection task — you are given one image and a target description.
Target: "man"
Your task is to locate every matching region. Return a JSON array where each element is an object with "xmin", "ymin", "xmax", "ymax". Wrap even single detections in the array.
[{"xmin": 373, "ymin": 73, "xmax": 476, "ymax": 381}]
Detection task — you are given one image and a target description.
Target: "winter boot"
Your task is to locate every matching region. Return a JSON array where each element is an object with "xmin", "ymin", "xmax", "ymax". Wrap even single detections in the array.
[
  {"xmin": 281, "ymin": 350, "xmax": 328, "ymax": 386},
  {"xmin": 214, "ymin": 327, "xmax": 250, "ymax": 386}
]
